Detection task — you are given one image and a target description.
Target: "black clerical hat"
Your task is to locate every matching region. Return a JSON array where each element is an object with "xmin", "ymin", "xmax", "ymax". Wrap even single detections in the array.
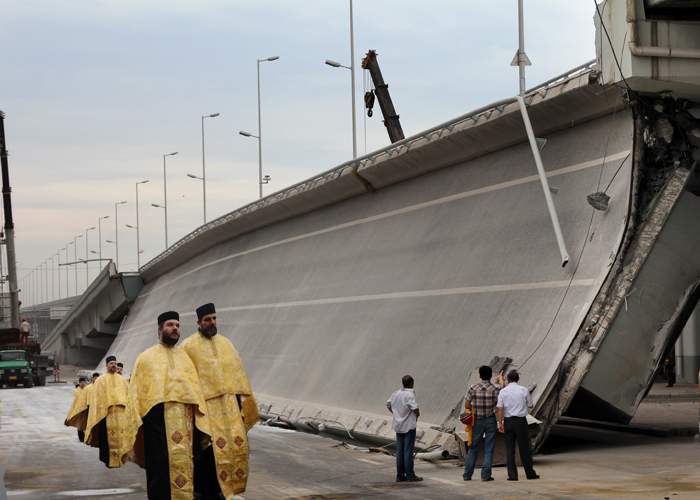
[
  {"xmin": 105, "ymin": 355, "xmax": 116, "ymax": 364},
  {"xmin": 116, "ymin": 362, "xmax": 124, "ymax": 368},
  {"xmin": 196, "ymin": 303, "xmax": 216, "ymax": 321},
  {"xmin": 158, "ymin": 311, "xmax": 180, "ymax": 326}
]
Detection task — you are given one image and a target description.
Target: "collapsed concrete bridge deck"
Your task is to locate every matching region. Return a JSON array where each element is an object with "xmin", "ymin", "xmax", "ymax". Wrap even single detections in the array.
[{"xmin": 95, "ymin": 60, "xmax": 699, "ymax": 452}]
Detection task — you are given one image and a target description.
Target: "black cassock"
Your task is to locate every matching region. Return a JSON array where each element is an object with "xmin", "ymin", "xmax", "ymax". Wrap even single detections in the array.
[
  {"xmin": 141, "ymin": 403, "xmax": 222, "ymax": 500},
  {"xmin": 97, "ymin": 419, "xmax": 109, "ymax": 467}
]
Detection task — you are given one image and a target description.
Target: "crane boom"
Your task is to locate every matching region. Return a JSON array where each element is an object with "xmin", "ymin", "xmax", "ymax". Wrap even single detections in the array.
[{"xmin": 361, "ymin": 50, "xmax": 405, "ymax": 144}]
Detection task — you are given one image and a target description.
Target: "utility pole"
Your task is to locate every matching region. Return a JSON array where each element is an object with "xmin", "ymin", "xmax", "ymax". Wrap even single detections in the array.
[
  {"xmin": 0, "ymin": 111, "xmax": 19, "ymax": 328},
  {"xmin": 511, "ymin": 0, "xmax": 569, "ymax": 267}
]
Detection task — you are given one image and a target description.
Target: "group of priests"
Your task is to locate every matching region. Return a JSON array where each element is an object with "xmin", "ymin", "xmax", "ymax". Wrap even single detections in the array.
[{"xmin": 64, "ymin": 303, "xmax": 258, "ymax": 500}]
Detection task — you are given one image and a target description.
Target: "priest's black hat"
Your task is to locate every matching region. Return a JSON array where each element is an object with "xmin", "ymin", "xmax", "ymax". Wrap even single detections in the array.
[
  {"xmin": 196, "ymin": 303, "xmax": 216, "ymax": 321},
  {"xmin": 116, "ymin": 362, "xmax": 124, "ymax": 368},
  {"xmin": 158, "ymin": 311, "xmax": 180, "ymax": 326},
  {"xmin": 105, "ymin": 355, "xmax": 116, "ymax": 364}
]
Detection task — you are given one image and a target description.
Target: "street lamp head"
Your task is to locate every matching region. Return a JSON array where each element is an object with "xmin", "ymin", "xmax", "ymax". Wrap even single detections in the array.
[
  {"xmin": 87, "ymin": 226, "xmax": 96, "ymax": 231},
  {"xmin": 151, "ymin": 203, "xmax": 164, "ymax": 209},
  {"xmin": 125, "ymin": 224, "xmax": 136, "ymax": 229},
  {"xmin": 105, "ymin": 239, "xmax": 115, "ymax": 244},
  {"xmin": 116, "ymin": 200, "xmax": 127, "ymax": 205},
  {"xmin": 165, "ymin": 151, "xmax": 178, "ymax": 157},
  {"xmin": 138, "ymin": 180, "xmax": 150, "ymax": 185},
  {"xmin": 90, "ymin": 250, "xmax": 97, "ymax": 254},
  {"xmin": 325, "ymin": 59, "xmax": 342, "ymax": 68},
  {"xmin": 187, "ymin": 173, "xmax": 200, "ymax": 179},
  {"xmin": 239, "ymin": 130, "xmax": 254, "ymax": 138},
  {"xmin": 101, "ymin": 215, "xmax": 110, "ymax": 220},
  {"xmin": 266, "ymin": 56, "xmax": 280, "ymax": 62},
  {"xmin": 205, "ymin": 113, "xmax": 220, "ymax": 118}
]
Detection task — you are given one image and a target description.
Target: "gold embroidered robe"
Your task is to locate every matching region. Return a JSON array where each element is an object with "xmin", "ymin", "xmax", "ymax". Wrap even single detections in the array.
[
  {"xmin": 84, "ymin": 372, "xmax": 130, "ymax": 467},
  {"xmin": 64, "ymin": 386, "xmax": 89, "ymax": 431},
  {"xmin": 181, "ymin": 332, "xmax": 259, "ymax": 497},
  {"xmin": 124, "ymin": 343, "xmax": 212, "ymax": 500}
]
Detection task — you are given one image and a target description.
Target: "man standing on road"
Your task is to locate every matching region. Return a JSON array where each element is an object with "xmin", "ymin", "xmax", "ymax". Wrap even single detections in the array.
[
  {"xmin": 19, "ymin": 318, "xmax": 30, "ymax": 346},
  {"xmin": 84, "ymin": 356, "xmax": 130, "ymax": 468},
  {"xmin": 463, "ymin": 365, "xmax": 503, "ymax": 482},
  {"xmin": 124, "ymin": 311, "xmax": 212, "ymax": 500},
  {"xmin": 496, "ymin": 370, "xmax": 539, "ymax": 481},
  {"xmin": 65, "ymin": 376, "xmax": 89, "ymax": 442},
  {"xmin": 181, "ymin": 303, "xmax": 259, "ymax": 498},
  {"xmin": 387, "ymin": 375, "xmax": 423, "ymax": 483}
]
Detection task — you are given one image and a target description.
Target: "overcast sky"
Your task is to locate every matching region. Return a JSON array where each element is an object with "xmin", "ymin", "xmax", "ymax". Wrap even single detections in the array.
[{"xmin": 1, "ymin": 0, "xmax": 596, "ymax": 299}]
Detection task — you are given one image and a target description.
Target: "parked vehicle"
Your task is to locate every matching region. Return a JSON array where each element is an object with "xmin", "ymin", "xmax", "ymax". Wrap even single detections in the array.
[{"xmin": 0, "ymin": 328, "xmax": 51, "ymax": 388}]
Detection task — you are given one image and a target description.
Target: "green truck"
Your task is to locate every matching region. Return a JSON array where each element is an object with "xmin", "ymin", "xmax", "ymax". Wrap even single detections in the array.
[{"xmin": 0, "ymin": 328, "xmax": 51, "ymax": 388}]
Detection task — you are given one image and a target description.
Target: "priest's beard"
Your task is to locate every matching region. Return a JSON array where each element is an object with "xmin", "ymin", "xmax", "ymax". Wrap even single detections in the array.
[
  {"xmin": 198, "ymin": 325, "xmax": 217, "ymax": 338},
  {"xmin": 161, "ymin": 335, "xmax": 178, "ymax": 346}
]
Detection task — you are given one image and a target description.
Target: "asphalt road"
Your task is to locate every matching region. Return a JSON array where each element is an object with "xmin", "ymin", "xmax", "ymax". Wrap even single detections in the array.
[{"xmin": 1, "ymin": 384, "xmax": 699, "ymax": 499}]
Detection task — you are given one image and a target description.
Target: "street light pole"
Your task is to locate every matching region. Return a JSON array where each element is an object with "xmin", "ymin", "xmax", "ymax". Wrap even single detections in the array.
[
  {"xmin": 84, "ymin": 226, "xmax": 95, "ymax": 289},
  {"xmin": 40, "ymin": 261, "xmax": 45, "ymax": 303},
  {"xmin": 55, "ymin": 251, "xmax": 61, "ymax": 300},
  {"xmin": 45, "ymin": 260, "xmax": 49, "ymax": 302},
  {"xmin": 324, "ymin": 2, "xmax": 356, "ymax": 159},
  {"xmin": 62, "ymin": 246, "xmax": 69, "ymax": 297},
  {"xmin": 114, "ymin": 200, "xmax": 127, "ymax": 270},
  {"xmin": 72, "ymin": 235, "xmax": 82, "ymax": 296},
  {"xmin": 98, "ymin": 215, "xmax": 110, "ymax": 268},
  {"xmin": 135, "ymin": 180, "xmax": 149, "ymax": 269},
  {"xmin": 349, "ymin": 0, "xmax": 357, "ymax": 159},
  {"xmin": 256, "ymin": 56, "xmax": 279, "ymax": 198},
  {"xmin": 201, "ymin": 114, "xmax": 219, "ymax": 223},
  {"xmin": 162, "ymin": 152, "xmax": 178, "ymax": 248}
]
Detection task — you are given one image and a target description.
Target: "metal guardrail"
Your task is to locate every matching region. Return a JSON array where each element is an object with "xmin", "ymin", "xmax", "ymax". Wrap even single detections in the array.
[{"xmin": 140, "ymin": 60, "xmax": 598, "ymax": 275}]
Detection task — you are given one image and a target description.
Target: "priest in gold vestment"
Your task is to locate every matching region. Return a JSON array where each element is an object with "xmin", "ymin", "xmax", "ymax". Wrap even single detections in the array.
[
  {"xmin": 84, "ymin": 356, "xmax": 130, "ymax": 467},
  {"xmin": 64, "ymin": 376, "xmax": 89, "ymax": 442},
  {"xmin": 124, "ymin": 310, "xmax": 213, "ymax": 500},
  {"xmin": 181, "ymin": 302, "xmax": 259, "ymax": 498}
]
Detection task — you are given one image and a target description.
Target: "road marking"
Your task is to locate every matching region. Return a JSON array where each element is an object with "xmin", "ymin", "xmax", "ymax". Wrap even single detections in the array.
[
  {"xmin": 216, "ymin": 279, "xmax": 596, "ymax": 312},
  {"xmin": 137, "ymin": 150, "xmax": 629, "ymax": 299},
  {"xmin": 55, "ymin": 488, "xmax": 136, "ymax": 496},
  {"xmin": 356, "ymin": 458, "xmax": 384, "ymax": 466},
  {"xmin": 429, "ymin": 476, "xmax": 465, "ymax": 487},
  {"xmin": 119, "ymin": 278, "xmax": 595, "ymax": 333}
]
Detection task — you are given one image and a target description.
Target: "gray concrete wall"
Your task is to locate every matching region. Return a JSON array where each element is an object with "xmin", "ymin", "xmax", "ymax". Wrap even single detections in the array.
[{"xmin": 108, "ymin": 109, "xmax": 634, "ymax": 428}]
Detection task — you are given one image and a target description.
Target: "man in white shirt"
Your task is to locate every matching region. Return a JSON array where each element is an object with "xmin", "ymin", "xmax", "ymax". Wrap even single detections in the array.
[
  {"xmin": 496, "ymin": 370, "xmax": 539, "ymax": 481},
  {"xmin": 386, "ymin": 375, "xmax": 423, "ymax": 482}
]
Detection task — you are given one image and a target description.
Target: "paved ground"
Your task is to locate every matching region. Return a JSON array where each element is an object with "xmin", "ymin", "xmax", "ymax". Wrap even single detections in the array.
[{"xmin": 1, "ymin": 384, "xmax": 699, "ymax": 499}]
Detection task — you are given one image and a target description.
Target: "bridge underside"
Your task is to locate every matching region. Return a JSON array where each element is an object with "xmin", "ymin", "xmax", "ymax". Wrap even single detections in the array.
[{"xmin": 41, "ymin": 263, "xmax": 143, "ymax": 366}]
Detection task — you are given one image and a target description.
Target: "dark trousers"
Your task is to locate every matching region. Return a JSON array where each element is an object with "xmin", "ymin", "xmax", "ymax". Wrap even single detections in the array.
[
  {"xmin": 504, "ymin": 416, "xmax": 536, "ymax": 479},
  {"xmin": 193, "ymin": 427, "xmax": 222, "ymax": 499},
  {"xmin": 395, "ymin": 429, "xmax": 416, "ymax": 480},
  {"xmin": 142, "ymin": 404, "xmax": 171, "ymax": 500},
  {"xmin": 97, "ymin": 418, "xmax": 110, "ymax": 467}
]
